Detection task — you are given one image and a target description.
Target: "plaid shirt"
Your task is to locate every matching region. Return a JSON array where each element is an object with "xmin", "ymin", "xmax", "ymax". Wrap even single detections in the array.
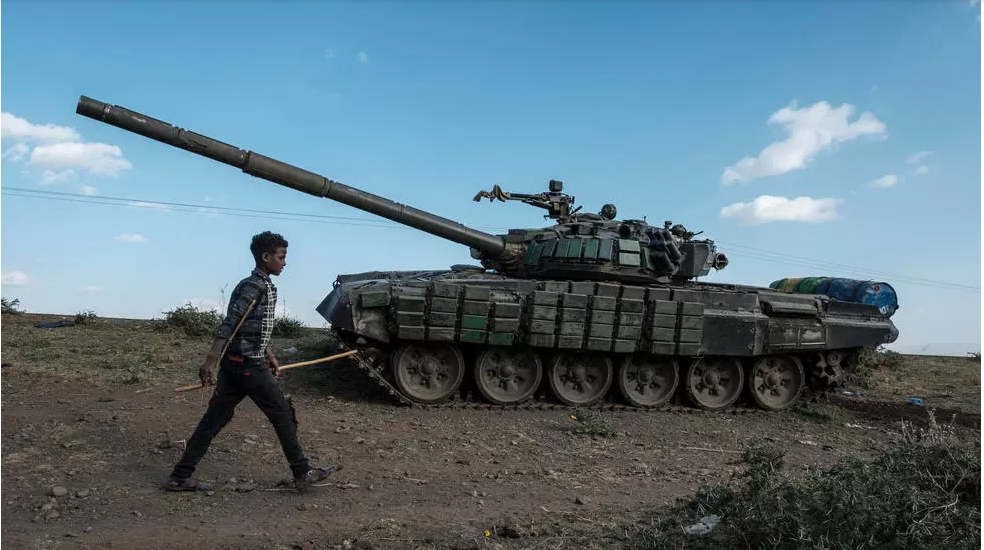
[{"xmin": 215, "ymin": 268, "xmax": 277, "ymax": 360}]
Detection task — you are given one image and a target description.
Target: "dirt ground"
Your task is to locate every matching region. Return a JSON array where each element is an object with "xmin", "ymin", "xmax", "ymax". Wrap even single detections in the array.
[{"xmin": 1, "ymin": 313, "xmax": 980, "ymax": 550}]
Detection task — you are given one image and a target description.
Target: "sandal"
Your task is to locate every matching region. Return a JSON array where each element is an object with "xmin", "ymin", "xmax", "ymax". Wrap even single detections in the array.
[
  {"xmin": 294, "ymin": 464, "xmax": 341, "ymax": 492},
  {"xmin": 163, "ymin": 476, "xmax": 214, "ymax": 492}
]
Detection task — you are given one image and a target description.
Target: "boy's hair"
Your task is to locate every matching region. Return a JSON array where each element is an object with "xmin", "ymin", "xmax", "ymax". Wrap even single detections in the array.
[{"xmin": 250, "ymin": 231, "xmax": 288, "ymax": 262}]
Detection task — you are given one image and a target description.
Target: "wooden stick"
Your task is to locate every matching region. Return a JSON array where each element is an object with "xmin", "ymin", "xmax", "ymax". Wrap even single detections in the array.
[
  {"xmin": 681, "ymin": 446, "xmax": 740, "ymax": 454},
  {"xmin": 218, "ymin": 299, "xmax": 258, "ymax": 361},
  {"xmin": 173, "ymin": 298, "xmax": 256, "ymax": 396},
  {"xmin": 173, "ymin": 349, "xmax": 358, "ymax": 393}
]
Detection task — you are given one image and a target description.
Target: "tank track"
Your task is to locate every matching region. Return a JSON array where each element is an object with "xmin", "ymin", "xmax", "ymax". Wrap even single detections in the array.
[{"xmin": 335, "ymin": 340, "xmax": 770, "ymax": 415}]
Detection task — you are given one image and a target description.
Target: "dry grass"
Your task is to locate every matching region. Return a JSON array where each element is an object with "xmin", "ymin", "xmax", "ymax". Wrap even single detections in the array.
[
  {"xmin": 0, "ymin": 309, "xmax": 333, "ymax": 387},
  {"xmin": 859, "ymin": 347, "xmax": 981, "ymax": 412},
  {"xmin": 1, "ymin": 313, "xmax": 196, "ymax": 385}
]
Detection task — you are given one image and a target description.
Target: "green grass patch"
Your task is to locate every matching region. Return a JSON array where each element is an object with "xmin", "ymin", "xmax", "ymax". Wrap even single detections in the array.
[{"xmin": 567, "ymin": 407, "xmax": 615, "ymax": 438}]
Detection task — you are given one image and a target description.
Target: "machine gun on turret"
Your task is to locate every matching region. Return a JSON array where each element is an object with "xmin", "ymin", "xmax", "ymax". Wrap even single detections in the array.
[
  {"xmin": 473, "ymin": 179, "xmax": 619, "ymax": 224},
  {"xmin": 473, "ymin": 179, "xmax": 581, "ymax": 222}
]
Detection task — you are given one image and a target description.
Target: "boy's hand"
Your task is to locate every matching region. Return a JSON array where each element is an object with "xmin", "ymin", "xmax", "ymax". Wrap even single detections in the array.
[
  {"xmin": 199, "ymin": 358, "xmax": 218, "ymax": 386},
  {"xmin": 199, "ymin": 338, "xmax": 225, "ymax": 386},
  {"xmin": 267, "ymin": 355, "xmax": 280, "ymax": 378}
]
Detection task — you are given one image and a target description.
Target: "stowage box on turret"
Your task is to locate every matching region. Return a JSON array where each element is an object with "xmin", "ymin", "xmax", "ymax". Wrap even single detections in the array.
[{"xmin": 75, "ymin": 95, "xmax": 900, "ymax": 413}]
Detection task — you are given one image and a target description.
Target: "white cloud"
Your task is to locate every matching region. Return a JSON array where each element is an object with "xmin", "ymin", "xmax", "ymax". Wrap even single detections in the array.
[
  {"xmin": 721, "ymin": 100, "xmax": 886, "ymax": 185},
  {"xmin": 80, "ymin": 286, "xmax": 101, "ymax": 293},
  {"xmin": 720, "ymin": 195, "xmax": 842, "ymax": 225},
  {"xmin": 325, "ymin": 48, "xmax": 336, "ymax": 60},
  {"xmin": 1, "ymin": 112, "xmax": 81, "ymax": 142},
  {"xmin": 904, "ymin": 152, "xmax": 932, "ymax": 176},
  {"xmin": 30, "ymin": 142, "xmax": 132, "ymax": 177},
  {"xmin": 870, "ymin": 174, "xmax": 898, "ymax": 188},
  {"xmin": 905, "ymin": 150, "xmax": 933, "ymax": 164},
  {"xmin": 116, "ymin": 233, "xmax": 146, "ymax": 243},
  {"xmin": 80, "ymin": 185, "xmax": 98, "ymax": 196},
  {"xmin": 2, "ymin": 271, "xmax": 30, "ymax": 286},
  {"xmin": 128, "ymin": 201, "xmax": 171, "ymax": 212},
  {"xmin": 971, "ymin": 0, "xmax": 979, "ymax": 6},
  {"xmin": 3, "ymin": 143, "xmax": 29, "ymax": 162},
  {"xmin": 40, "ymin": 169, "xmax": 76, "ymax": 185},
  {"xmin": 2, "ymin": 112, "xmax": 133, "ymax": 182},
  {"xmin": 358, "ymin": 51, "xmax": 369, "ymax": 64}
]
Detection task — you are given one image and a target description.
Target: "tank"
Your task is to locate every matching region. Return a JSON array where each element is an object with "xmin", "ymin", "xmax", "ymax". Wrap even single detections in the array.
[{"xmin": 74, "ymin": 95, "xmax": 900, "ymax": 413}]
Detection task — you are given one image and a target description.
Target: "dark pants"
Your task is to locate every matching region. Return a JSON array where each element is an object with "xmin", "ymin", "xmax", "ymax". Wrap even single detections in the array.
[{"xmin": 170, "ymin": 356, "xmax": 310, "ymax": 479}]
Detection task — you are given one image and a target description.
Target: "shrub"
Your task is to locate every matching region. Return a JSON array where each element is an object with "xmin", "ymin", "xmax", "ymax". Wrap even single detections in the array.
[
  {"xmin": 74, "ymin": 310, "xmax": 98, "ymax": 325},
  {"xmin": 162, "ymin": 303, "xmax": 222, "ymax": 338},
  {"xmin": 272, "ymin": 315, "xmax": 305, "ymax": 338},
  {"xmin": 159, "ymin": 304, "xmax": 307, "ymax": 340},
  {"xmin": 2, "ymin": 297, "xmax": 23, "ymax": 315},
  {"xmin": 628, "ymin": 409, "xmax": 980, "ymax": 549},
  {"xmin": 859, "ymin": 345, "xmax": 906, "ymax": 371},
  {"xmin": 851, "ymin": 345, "xmax": 905, "ymax": 389}
]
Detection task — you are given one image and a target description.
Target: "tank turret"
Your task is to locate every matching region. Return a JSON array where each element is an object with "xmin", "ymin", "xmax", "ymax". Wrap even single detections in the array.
[
  {"xmin": 470, "ymin": 180, "xmax": 728, "ymax": 283},
  {"xmin": 75, "ymin": 95, "xmax": 727, "ymax": 285}
]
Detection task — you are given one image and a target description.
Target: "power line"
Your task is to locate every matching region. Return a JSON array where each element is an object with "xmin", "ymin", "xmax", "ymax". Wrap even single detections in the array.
[
  {"xmin": 4, "ymin": 186, "xmax": 411, "ymax": 226},
  {"xmin": 716, "ymin": 240, "xmax": 981, "ymax": 291},
  {"xmin": 725, "ymin": 251, "xmax": 980, "ymax": 292},
  {"xmin": 3, "ymin": 186, "xmax": 979, "ymax": 293},
  {"xmin": 1, "ymin": 187, "xmax": 420, "ymax": 230}
]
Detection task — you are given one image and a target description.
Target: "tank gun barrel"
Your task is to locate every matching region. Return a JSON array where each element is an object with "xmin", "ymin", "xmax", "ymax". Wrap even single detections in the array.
[{"xmin": 74, "ymin": 95, "xmax": 506, "ymax": 256}]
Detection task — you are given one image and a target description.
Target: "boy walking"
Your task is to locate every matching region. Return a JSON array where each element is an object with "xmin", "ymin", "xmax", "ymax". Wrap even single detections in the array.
[{"xmin": 164, "ymin": 231, "xmax": 338, "ymax": 493}]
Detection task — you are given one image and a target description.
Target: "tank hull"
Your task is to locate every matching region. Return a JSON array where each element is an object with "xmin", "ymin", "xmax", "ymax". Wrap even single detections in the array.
[{"xmin": 317, "ymin": 267, "xmax": 898, "ymax": 412}]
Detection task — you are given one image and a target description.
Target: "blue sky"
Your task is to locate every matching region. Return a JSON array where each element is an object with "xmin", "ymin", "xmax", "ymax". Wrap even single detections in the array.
[{"xmin": 1, "ymin": 1, "xmax": 980, "ymax": 354}]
